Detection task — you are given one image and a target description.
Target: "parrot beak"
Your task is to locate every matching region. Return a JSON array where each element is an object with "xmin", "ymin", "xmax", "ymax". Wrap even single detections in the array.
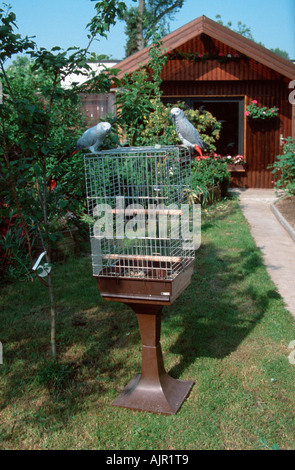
[{"xmin": 194, "ymin": 145, "xmax": 203, "ymax": 158}]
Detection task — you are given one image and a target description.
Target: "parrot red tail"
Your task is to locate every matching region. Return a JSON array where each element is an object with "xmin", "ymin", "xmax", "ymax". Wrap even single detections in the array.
[
  {"xmin": 194, "ymin": 145, "xmax": 203, "ymax": 157},
  {"xmin": 72, "ymin": 149, "xmax": 80, "ymax": 155}
]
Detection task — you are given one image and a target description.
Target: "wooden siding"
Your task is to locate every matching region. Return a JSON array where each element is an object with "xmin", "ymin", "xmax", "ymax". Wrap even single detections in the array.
[
  {"xmin": 108, "ymin": 15, "xmax": 295, "ymax": 188},
  {"xmin": 113, "ymin": 16, "xmax": 295, "ymax": 81},
  {"xmin": 80, "ymin": 93, "xmax": 115, "ymax": 125},
  {"xmin": 161, "ymin": 69, "xmax": 292, "ymax": 188}
]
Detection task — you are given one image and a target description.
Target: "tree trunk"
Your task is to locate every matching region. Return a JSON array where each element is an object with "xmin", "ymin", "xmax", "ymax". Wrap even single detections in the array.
[
  {"xmin": 136, "ymin": 0, "xmax": 145, "ymax": 51},
  {"xmin": 48, "ymin": 271, "xmax": 56, "ymax": 357}
]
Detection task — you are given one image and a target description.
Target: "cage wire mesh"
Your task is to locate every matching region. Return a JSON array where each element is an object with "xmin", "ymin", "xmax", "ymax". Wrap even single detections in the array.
[{"xmin": 84, "ymin": 146, "xmax": 195, "ymax": 281}]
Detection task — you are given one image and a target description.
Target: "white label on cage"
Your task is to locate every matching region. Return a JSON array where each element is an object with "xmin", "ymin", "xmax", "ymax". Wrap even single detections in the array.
[{"xmin": 161, "ymin": 292, "xmax": 170, "ymax": 296}]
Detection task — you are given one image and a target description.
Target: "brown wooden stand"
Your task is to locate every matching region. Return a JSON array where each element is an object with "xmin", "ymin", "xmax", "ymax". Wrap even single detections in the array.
[{"xmin": 112, "ymin": 303, "xmax": 194, "ymax": 415}]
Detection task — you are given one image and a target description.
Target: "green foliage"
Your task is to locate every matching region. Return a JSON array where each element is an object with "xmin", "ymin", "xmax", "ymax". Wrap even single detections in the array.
[
  {"xmin": 0, "ymin": 56, "xmax": 87, "ymax": 277},
  {"xmin": 215, "ymin": 14, "xmax": 290, "ymax": 59},
  {"xmin": 215, "ymin": 14, "xmax": 254, "ymax": 40},
  {"xmin": 124, "ymin": 0, "xmax": 185, "ymax": 57},
  {"xmin": 190, "ymin": 157, "xmax": 229, "ymax": 205},
  {"xmin": 116, "ymin": 34, "xmax": 221, "ymax": 151},
  {"xmin": 269, "ymin": 137, "xmax": 295, "ymax": 196},
  {"xmin": 245, "ymin": 100, "xmax": 279, "ymax": 120},
  {"xmin": 124, "ymin": 5, "xmax": 145, "ymax": 56},
  {"xmin": 88, "ymin": 0, "xmax": 127, "ymax": 40},
  {"xmin": 0, "ymin": 2, "xmax": 126, "ymax": 283},
  {"xmin": 115, "ymin": 34, "xmax": 167, "ymax": 145},
  {"xmin": 139, "ymin": 100, "xmax": 221, "ymax": 151},
  {"xmin": 0, "ymin": 5, "xmax": 35, "ymax": 62},
  {"xmin": 0, "ymin": 211, "xmax": 33, "ymax": 282}
]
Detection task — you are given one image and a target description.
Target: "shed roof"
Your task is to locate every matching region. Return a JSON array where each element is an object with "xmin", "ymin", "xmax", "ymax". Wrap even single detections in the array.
[{"xmin": 113, "ymin": 15, "xmax": 295, "ymax": 80}]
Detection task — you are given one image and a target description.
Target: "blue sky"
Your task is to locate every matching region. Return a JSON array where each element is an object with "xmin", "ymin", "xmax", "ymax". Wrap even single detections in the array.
[{"xmin": 5, "ymin": 0, "xmax": 295, "ymax": 60}]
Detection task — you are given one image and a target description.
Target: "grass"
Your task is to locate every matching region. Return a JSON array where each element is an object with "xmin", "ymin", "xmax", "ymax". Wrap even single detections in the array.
[{"xmin": 1, "ymin": 198, "xmax": 295, "ymax": 450}]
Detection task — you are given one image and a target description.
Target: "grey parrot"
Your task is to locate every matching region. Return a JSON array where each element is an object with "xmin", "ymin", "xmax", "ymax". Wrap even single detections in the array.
[
  {"xmin": 171, "ymin": 107, "xmax": 205, "ymax": 157},
  {"xmin": 73, "ymin": 121, "xmax": 112, "ymax": 154}
]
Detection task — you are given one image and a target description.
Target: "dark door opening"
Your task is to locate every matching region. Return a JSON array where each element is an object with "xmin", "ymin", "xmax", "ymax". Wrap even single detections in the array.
[
  {"xmin": 163, "ymin": 97, "xmax": 244, "ymax": 156},
  {"xmin": 192, "ymin": 98, "xmax": 244, "ymax": 156}
]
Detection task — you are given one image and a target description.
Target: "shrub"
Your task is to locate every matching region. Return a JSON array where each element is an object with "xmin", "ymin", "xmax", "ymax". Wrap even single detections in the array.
[
  {"xmin": 190, "ymin": 156, "xmax": 229, "ymax": 205},
  {"xmin": 140, "ymin": 100, "xmax": 221, "ymax": 152},
  {"xmin": 269, "ymin": 137, "xmax": 295, "ymax": 195}
]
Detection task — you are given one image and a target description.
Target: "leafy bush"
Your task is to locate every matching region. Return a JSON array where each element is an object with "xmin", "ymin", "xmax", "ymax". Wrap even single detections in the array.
[
  {"xmin": 190, "ymin": 156, "xmax": 229, "ymax": 205},
  {"xmin": 269, "ymin": 137, "xmax": 295, "ymax": 195},
  {"xmin": 0, "ymin": 206, "xmax": 34, "ymax": 282},
  {"xmin": 140, "ymin": 100, "xmax": 221, "ymax": 152}
]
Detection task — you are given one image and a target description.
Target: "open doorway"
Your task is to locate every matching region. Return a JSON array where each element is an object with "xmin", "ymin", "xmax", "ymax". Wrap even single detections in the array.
[
  {"xmin": 193, "ymin": 98, "xmax": 244, "ymax": 156},
  {"xmin": 163, "ymin": 97, "xmax": 244, "ymax": 156}
]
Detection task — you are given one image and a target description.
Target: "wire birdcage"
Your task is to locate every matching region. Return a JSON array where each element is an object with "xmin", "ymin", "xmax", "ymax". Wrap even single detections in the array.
[
  {"xmin": 84, "ymin": 146, "xmax": 195, "ymax": 285},
  {"xmin": 84, "ymin": 145, "xmax": 196, "ymax": 414}
]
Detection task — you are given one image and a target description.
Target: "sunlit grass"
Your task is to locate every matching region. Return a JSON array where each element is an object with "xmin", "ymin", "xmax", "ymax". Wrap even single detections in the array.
[{"xmin": 1, "ymin": 199, "xmax": 295, "ymax": 450}]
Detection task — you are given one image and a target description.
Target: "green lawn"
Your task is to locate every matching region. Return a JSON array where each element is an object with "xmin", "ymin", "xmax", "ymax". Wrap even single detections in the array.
[{"xmin": 1, "ymin": 199, "xmax": 295, "ymax": 450}]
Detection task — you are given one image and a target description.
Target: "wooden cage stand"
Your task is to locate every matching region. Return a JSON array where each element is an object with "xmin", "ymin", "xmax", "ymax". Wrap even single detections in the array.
[{"xmin": 96, "ymin": 260, "xmax": 195, "ymax": 415}]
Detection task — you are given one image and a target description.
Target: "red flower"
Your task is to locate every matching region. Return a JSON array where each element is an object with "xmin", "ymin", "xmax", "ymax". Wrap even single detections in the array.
[{"xmin": 49, "ymin": 180, "xmax": 56, "ymax": 192}]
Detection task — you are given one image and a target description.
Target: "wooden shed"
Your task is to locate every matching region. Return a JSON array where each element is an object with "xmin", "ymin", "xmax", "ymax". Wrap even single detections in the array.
[{"xmin": 110, "ymin": 15, "xmax": 295, "ymax": 188}]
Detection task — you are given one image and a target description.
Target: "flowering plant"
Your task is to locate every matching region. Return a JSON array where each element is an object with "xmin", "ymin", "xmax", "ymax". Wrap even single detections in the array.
[
  {"xmin": 224, "ymin": 154, "xmax": 246, "ymax": 165},
  {"xmin": 168, "ymin": 50, "xmax": 248, "ymax": 63},
  {"xmin": 195, "ymin": 154, "xmax": 246, "ymax": 165},
  {"xmin": 245, "ymin": 100, "xmax": 279, "ymax": 119},
  {"xmin": 268, "ymin": 137, "xmax": 295, "ymax": 196}
]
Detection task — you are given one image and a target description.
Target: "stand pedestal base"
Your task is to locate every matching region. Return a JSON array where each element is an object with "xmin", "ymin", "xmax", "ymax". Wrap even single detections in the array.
[
  {"xmin": 112, "ymin": 371, "xmax": 194, "ymax": 415},
  {"xmin": 112, "ymin": 304, "xmax": 194, "ymax": 415}
]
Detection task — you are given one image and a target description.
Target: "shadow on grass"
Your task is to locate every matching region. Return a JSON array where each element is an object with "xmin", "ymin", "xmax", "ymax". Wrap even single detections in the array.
[
  {"xmin": 165, "ymin": 201, "xmax": 282, "ymax": 379},
  {"xmin": 166, "ymin": 243, "xmax": 279, "ymax": 379},
  {"xmin": 0, "ymin": 200, "xmax": 282, "ymax": 440}
]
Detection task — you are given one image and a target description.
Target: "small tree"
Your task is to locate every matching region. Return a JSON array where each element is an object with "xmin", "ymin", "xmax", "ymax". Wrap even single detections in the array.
[
  {"xmin": 115, "ymin": 33, "xmax": 167, "ymax": 145},
  {"xmin": 124, "ymin": 0, "xmax": 186, "ymax": 57},
  {"xmin": 115, "ymin": 34, "xmax": 221, "ymax": 149},
  {"xmin": 0, "ymin": 1, "xmax": 127, "ymax": 357}
]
